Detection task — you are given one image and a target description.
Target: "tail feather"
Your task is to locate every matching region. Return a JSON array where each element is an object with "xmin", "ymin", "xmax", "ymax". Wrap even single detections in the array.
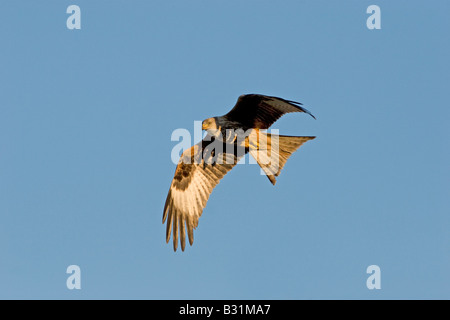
[{"xmin": 248, "ymin": 131, "xmax": 315, "ymax": 185}]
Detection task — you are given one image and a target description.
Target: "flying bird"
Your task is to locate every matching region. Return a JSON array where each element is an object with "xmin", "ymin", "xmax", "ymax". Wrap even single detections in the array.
[{"xmin": 163, "ymin": 94, "xmax": 316, "ymax": 251}]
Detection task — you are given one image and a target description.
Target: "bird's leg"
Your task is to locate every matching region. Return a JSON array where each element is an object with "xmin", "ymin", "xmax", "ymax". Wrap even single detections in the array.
[
  {"xmin": 245, "ymin": 129, "xmax": 261, "ymax": 150},
  {"xmin": 202, "ymin": 146, "xmax": 217, "ymax": 168},
  {"xmin": 211, "ymin": 149, "xmax": 216, "ymax": 167}
]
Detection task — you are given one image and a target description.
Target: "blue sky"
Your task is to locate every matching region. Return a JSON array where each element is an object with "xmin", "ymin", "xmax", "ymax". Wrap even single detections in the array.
[{"xmin": 0, "ymin": 1, "xmax": 449, "ymax": 299}]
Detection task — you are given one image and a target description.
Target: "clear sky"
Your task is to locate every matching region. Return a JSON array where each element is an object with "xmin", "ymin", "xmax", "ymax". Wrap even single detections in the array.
[{"xmin": 0, "ymin": 1, "xmax": 449, "ymax": 299}]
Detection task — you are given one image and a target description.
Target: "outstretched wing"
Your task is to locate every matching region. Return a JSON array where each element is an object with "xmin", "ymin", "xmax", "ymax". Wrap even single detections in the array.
[
  {"xmin": 163, "ymin": 136, "xmax": 246, "ymax": 251},
  {"xmin": 225, "ymin": 94, "xmax": 315, "ymax": 129}
]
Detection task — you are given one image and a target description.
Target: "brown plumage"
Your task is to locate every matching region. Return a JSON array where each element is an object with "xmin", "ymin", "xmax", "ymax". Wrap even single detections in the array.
[
  {"xmin": 163, "ymin": 94, "xmax": 316, "ymax": 251},
  {"xmin": 225, "ymin": 94, "xmax": 315, "ymax": 130}
]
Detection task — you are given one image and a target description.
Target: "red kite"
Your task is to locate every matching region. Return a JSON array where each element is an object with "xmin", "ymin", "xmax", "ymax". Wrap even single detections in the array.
[{"xmin": 163, "ymin": 94, "xmax": 315, "ymax": 251}]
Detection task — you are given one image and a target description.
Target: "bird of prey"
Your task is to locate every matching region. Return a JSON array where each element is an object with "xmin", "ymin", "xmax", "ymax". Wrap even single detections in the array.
[{"xmin": 163, "ymin": 94, "xmax": 315, "ymax": 251}]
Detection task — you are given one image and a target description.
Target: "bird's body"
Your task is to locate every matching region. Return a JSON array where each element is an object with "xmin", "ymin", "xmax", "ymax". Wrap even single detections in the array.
[{"xmin": 163, "ymin": 94, "xmax": 316, "ymax": 251}]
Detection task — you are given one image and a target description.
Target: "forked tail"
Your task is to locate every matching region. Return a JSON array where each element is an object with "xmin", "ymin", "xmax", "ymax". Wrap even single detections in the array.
[{"xmin": 248, "ymin": 131, "xmax": 315, "ymax": 185}]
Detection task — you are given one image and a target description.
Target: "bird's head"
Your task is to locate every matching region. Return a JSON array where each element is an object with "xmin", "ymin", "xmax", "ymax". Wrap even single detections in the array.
[
  {"xmin": 202, "ymin": 117, "xmax": 222, "ymax": 138},
  {"xmin": 202, "ymin": 117, "xmax": 218, "ymax": 131}
]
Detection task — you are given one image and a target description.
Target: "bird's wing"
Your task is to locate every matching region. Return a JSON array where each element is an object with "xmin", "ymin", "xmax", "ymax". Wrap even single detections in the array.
[
  {"xmin": 163, "ymin": 136, "xmax": 246, "ymax": 251},
  {"xmin": 225, "ymin": 94, "xmax": 315, "ymax": 129}
]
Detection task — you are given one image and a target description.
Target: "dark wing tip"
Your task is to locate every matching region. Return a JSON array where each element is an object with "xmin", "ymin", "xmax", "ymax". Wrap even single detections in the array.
[
  {"xmin": 305, "ymin": 109, "xmax": 316, "ymax": 120},
  {"xmin": 286, "ymin": 100, "xmax": 316, "ymax": 120},
  {"xmin": 296, "ymin": 104, "xmax": 316, "ymax": 120},
  {"xmin": 275, "ymin": 97, "xmax": 316, "ymax": 120},
  {"xmin": 285, "ymin": 99, "xmax": 303, "ymax": 106}
]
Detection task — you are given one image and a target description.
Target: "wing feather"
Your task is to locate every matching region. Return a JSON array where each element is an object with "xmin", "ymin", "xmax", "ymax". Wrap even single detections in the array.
[
  {"xmin": 163, "ymin": 136, "xmax": 246, "ymax": 251},
  {"xmin": 179, "ymin": 214, "xmax": 186, "ymax": 251},
  {"xmin": 165, "ymin": 198, "xmax": 173, "ymax": 243},
  {"xmin": 225, "ymin": 94, "xmax": 315, "ymax": 129},
  {"xmin": 186, "ymin": 214, "xmax": 195, "ymax": 245},
  {"xmin": 172, "ymin": 207, "xmax": 179, "ymax": 251}
]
